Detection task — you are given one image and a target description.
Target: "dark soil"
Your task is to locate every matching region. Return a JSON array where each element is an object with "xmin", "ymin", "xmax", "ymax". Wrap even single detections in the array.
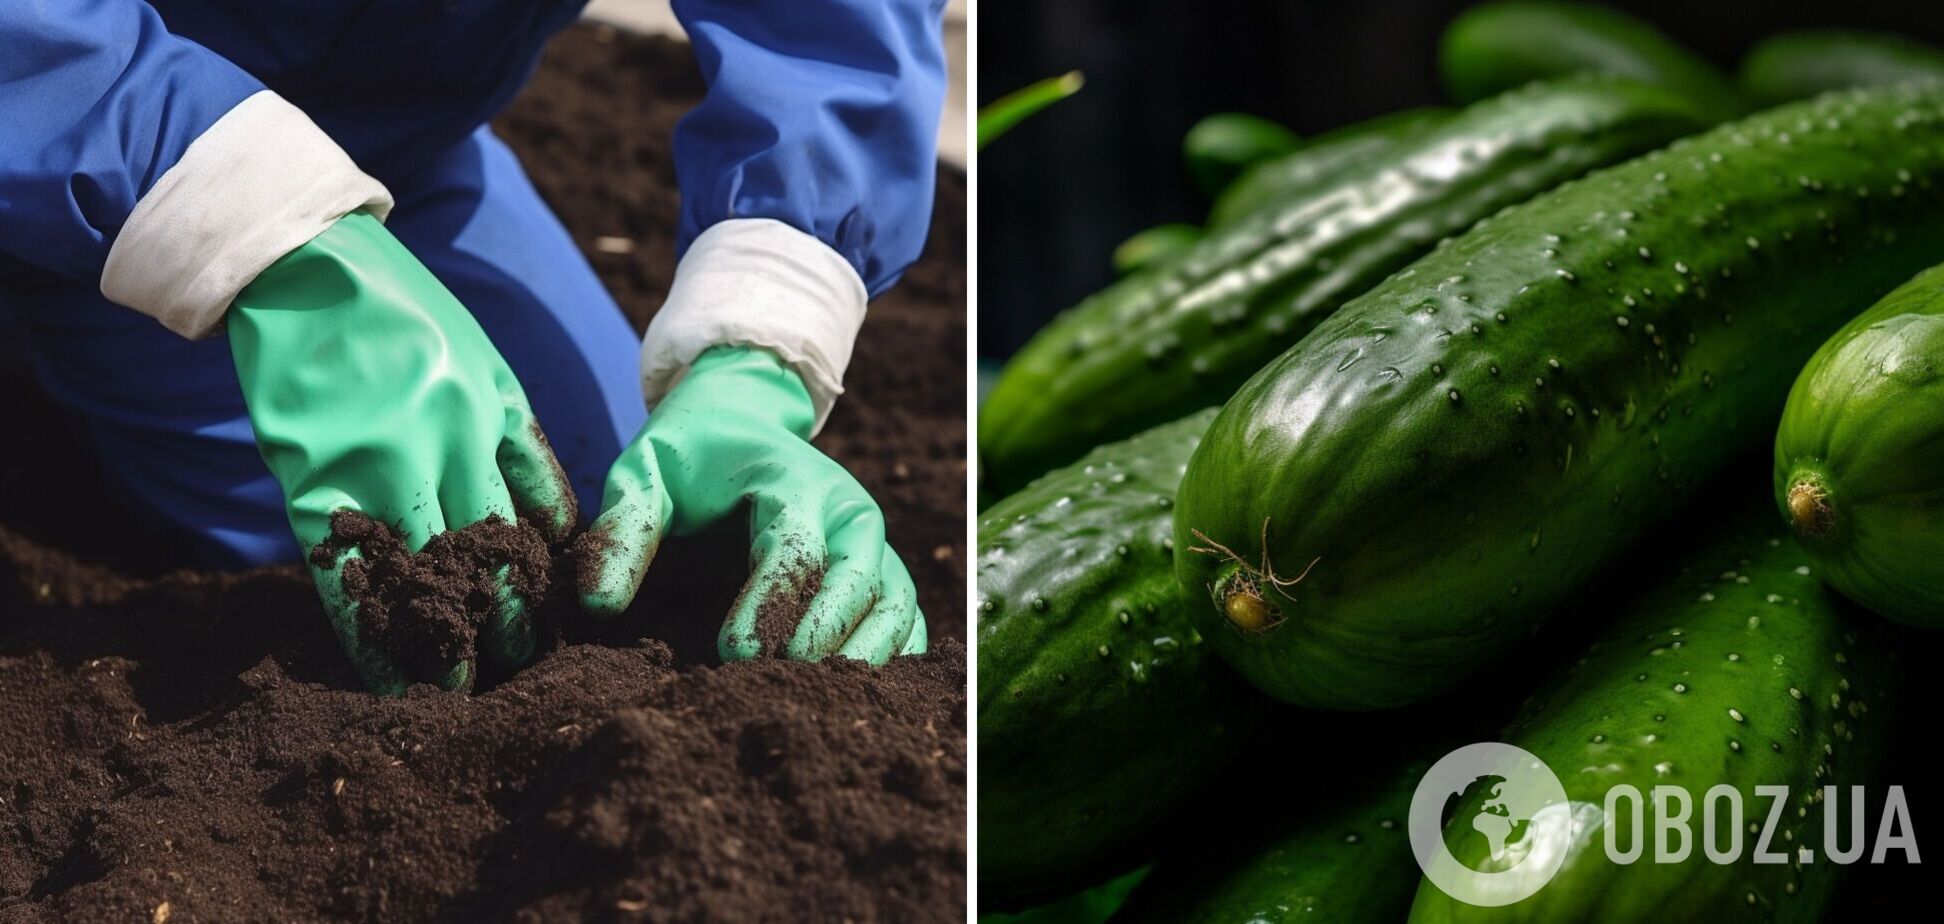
[
  {"xmin": 0, "ymin": 25, "xmax": 965, "ymax": 923},
  {"xmin": 321, "ymin": 512, "xmax": 553, "ymax": 680}
]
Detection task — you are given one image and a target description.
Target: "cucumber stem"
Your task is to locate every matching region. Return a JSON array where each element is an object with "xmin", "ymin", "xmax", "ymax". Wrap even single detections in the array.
[{"xmin": 1788, "ymin": 478, "xmax": 1834, "ymax": 537}]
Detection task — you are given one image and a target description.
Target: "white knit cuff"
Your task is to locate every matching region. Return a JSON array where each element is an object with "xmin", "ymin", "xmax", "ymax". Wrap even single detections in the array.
[
  {"xmin": 640, "ymin": 218, "xmax": 869, "ymax": 436},
  {"xmin": 100, "ymin": 90, "xmax": 393, "ymax": 338}
]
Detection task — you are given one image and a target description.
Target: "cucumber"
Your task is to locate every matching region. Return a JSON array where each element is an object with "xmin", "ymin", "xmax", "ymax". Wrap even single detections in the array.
[
  {"xmin": 982, "ymin": 868, "xmax": 1148, "ymax": 924},
  {"xmin": 1440, "ymin": 0, "xmax": 1746, "ymax": 121},
  {"xmin": 1407, "ymin": 511, "xmax": 1896, "ymax": 922},
  {"xmin": 1775, "ymin": 264, "xmax": 1944, "ymax": 628},
  {"xmin": 978, "ymin": 408, "xmax": 1266, "ymax": 906},
  {"xmin": 1113, "ymin": 223, "xmax": 1203, "ymax": 277},
  {"xmin": 1207, "ymin": 107, "xmax": 1450, "ymax": 229},
  {"xmin": 981, "ymin": 76, "xmax": 1711, "ymax": 493},
  {"xmin": 1185, "ymin": 113, "xmax": 1303, "ymax": 199},
  {"xmin": 1742, "ymin": 30, "xmax": 1944, "ymax": 107},
  {"xmin": 1111, "ymin": 759, "xmax": 1425, "ymax": 923},
  {"xmin": 1174, "ymin": 85, "xmax": 1944, "ymax": 709}
]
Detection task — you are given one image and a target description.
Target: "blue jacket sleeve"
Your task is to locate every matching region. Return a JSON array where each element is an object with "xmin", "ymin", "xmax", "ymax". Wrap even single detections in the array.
[
  {"xmin": 0, "ymin": 1, "xmax": 262, "ymax": 286},
  {"xmin": 670, "ymin": 0, "xmax": 948, "ymax": 297}
]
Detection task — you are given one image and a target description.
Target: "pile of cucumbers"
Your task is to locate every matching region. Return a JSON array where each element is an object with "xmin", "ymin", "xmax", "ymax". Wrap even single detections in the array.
[{"xmin": 980, "ymin": 2, "xmax": 1944, "ymax": 920}]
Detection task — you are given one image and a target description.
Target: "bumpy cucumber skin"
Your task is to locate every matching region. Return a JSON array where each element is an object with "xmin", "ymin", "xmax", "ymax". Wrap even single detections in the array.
[
  {"xmin": 1776, "ymin": 265, "xmax": 1944, "ymax": 628},
  {"xmin": 1439, "ymin": 0, "xmax": 1747, "ymax": 121},
  {"xmin": 978, "ymin": 409, "xmax": 1260, "ymax": 907},
  {"xmin": 1742, "ymin": 30, "xmax": 1944, "ymax": 107},
  {"xmin": 1184, "ymin": 113, "xmax": 1304, "ymax": 199},
  {"xmin": 1407, "ymin": 518, "xmax": 1895, "ymax": 923},
  {"xmin": 1207, "ymin": 107, "xmax": 1450, "ymax": 229},
  {"xmin": 1111, "ymin": 760, "xmax": 1424, "ymax": 924},
  {"xmin": 982, "ymin": 77, "xmax": 1710, "ymax": 493},
  {"xmin": 1113, "ymin": 223, "xmax": 1204, "ymax": 277},
  {"xmin": 1174, "ymin": 86, "xmax": 1944, "ymax": 709}
]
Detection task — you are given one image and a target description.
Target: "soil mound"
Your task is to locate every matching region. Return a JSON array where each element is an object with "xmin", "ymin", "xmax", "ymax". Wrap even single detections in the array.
[{"xmin": 0, "ymin": 26, "xmax": 965, "ymax": 922}]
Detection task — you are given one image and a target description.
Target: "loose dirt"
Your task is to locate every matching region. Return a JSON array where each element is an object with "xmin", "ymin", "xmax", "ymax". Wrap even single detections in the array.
[
  {"xmin": 0, "ymin": 26, "xmax": 965, "ymax": 923},
  {"xmin": 321, "ymin": 512, "xmax": 554, "ymax": 681}
]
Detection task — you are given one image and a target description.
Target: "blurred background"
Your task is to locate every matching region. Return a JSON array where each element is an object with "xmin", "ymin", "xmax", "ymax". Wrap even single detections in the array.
[{"xmin": 977, "ymin": 0, "xmax": 1944, "ymax": 363}]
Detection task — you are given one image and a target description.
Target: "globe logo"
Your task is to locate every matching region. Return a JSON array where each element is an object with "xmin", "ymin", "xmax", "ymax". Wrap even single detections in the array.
[{"xmin": 1409, "ymin": 742, "xmax": 1574, "ymax": 906}]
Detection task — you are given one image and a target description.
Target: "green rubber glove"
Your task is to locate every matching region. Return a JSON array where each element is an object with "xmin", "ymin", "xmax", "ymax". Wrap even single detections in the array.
[
  {"xmin": 581, "ymin": 345, "xmax": 926, "ymax": 664},
  {"xmin": 229, "ymin": 212, "xmax": 576, "ymax": 694}
]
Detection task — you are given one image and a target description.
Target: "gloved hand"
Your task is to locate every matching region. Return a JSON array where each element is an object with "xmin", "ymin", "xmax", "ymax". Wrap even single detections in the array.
[
  {"xmin": 579, "ymin": 345, "xmax": 925, "ymax": 664},
  {"xmin": 229, "ymin": 211, "xmax": 576, "ymax": 694}
]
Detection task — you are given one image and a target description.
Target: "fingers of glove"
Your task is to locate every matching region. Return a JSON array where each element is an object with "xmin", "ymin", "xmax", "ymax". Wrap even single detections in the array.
[
  {"xmin": 439, "ymin": 439, "xmax": 521, "ymax": 534},
  {"xmin": 899, "ymin": 612, "xmax": 928, "ymax": 657},
  {"xmin": 578, "ymin": 441, "xmax": 673, "ymax": 618},
  {"xmin": 497, "ymin": 396, "xmax": 578, "ymax": 542},
  {"xmin": 784, "ymin": 500, "xmax": 889, "ymax": 660},
  {"xmin": 719, "ymin": 500, "xmax": 825, "ymax": 662},
  {"xmin": 303, "ymin": 474, "xmax": 445, "ymax": 555},
  {"xmin": 481, "ymin": 563, "xmax": 537, "ymax": 668},
  {"xmin": 308, "ymin": 545, "xmax": 408, "ymax": 696},
  {"xmin": 835, "ymin": 548, "xmax": 922, "ymax": 665}
]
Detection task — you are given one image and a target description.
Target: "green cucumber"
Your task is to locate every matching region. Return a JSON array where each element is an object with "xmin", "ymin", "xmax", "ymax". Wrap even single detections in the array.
[
  {"xmin": 982, "ymin": 868, "xmax": 1149, "ymax": 924},
  {"xmin": 1111, "ymin": 759, "xmax": 1425, "ymax": 923},
  {"xmin": 1742, "ymin": 30, "xmax": 1944, "ymax": 107},
  {"xmin": 1185, "ymin": 113, "xmax": 1304, "ymax": 198},
  {"xmin": 1113, "ymin": 223, "xmax": 1203, "ymax": 277},
  {"xmin": 978, "ymin": 408, "xmax": 1263, "ymax": 906},
  {"xmin": 1440, "ymin": 0, "xmax": 1746, "ymax": 121},
  {"xmin": 1174, "ymin": 85, "xmax": 1944, "ymax": 709},
  {"xmin": 982, "ymin": 76, "xmax": 1711, "ymax": 494},
  {"xmin": 1407, "ymin": 511, "xmax": 1896, "ymax": 922},
  {"xmin": 1776, "ymin": 264, "xmax": 1944, "ymax": 628},
  {"xmin": 1207, "ymin": 107, "xmax": 1451, "ymax": 229}
]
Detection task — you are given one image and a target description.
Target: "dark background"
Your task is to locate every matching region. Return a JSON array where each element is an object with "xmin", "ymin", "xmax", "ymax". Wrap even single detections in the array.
[{"xmin": 977, "ymin": 0, "xmax": 1944, "ymax": 362}]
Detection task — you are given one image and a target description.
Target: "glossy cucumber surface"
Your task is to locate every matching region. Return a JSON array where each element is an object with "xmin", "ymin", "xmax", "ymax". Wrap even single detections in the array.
[
  {"xmin": 1206, "ymin": 107, "xmax": 1450, "ymax": 229},
  {"xmin": 1408, "ymin": 514, "xmax": 1895, "ymax": 922},
  {"xmin": 1776, "ymin": 264, "xmax": 1944, "ymax": 628},
  {"xmin": 982, "ymin": 77, "xmax": 1710, "ymax": 493},
  {"xmin": 1175, "ymin": 85, "xmax": 1944, "ymax": 709},
  {"xmin": 978, "ymin": 409, "xmax": 1262, "ymax": 906}
]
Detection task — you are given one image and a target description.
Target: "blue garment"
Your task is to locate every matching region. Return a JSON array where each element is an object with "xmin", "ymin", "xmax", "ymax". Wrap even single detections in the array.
[
  {"xmin": 11, "ymin": 126, "xmax": 644, "ymax": 566},
  {"xmin": 0, "ymin": 0, "xmax": 945, "ymax": 299},
  {"xmin": 0, "ymin": 1, "xmax": 946, "ymax": 565},
  {"xmin": 673, "ymin": 0, "xmax": 948, "ymax": 294}
]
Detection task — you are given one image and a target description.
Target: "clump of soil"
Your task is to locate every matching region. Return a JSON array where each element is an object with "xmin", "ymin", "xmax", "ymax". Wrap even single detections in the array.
[
  {"xmin": 0, "ymin": 25, "xmax": 965, "ymax": 923},
  {"xmin": 317, "ymin": 511, "xmax": 553, "ymax": 677}
]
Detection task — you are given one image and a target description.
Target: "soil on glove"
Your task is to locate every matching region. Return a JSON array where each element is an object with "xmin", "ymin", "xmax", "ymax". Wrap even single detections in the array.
[
  {"xmin": 0, "ymin": 25, "xmax": 966, "ymax": 924},
  {"xmin": 751, "ymin": 569, "xmax": 825, "ymax": 659},
  {"xmin": 322, "ymin": 512, "xmax": 554, "ymax": 679}
]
